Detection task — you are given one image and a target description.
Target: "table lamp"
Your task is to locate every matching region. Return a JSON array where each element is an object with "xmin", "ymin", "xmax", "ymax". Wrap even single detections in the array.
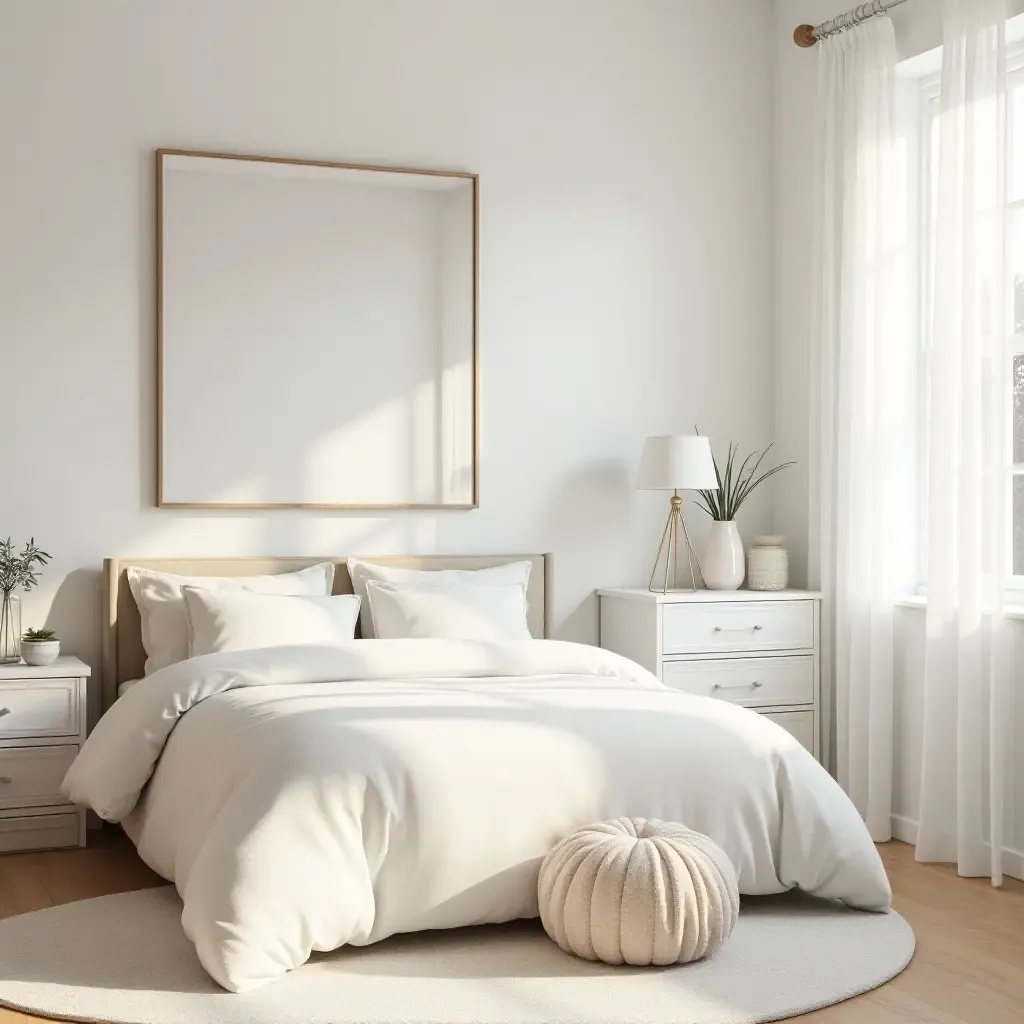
[{"xmin": 637, "ymin": 435, "xmax": 718, "ymax": 593}]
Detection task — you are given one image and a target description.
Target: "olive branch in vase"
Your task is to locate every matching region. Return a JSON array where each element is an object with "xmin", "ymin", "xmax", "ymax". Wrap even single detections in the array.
[{"xmin": 0, "ymin": 539, "xmax": 50, "ymax": 659}]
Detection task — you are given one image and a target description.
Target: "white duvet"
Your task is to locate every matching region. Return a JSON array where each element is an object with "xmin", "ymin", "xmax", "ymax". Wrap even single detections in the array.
[{"xmin": 63, "ymin": 640, "xmax": 890, "ymax": 993}]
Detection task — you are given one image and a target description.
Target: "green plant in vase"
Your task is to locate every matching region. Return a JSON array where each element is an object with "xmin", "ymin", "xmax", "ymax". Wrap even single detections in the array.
[
  {"xmin": 692, "ymin": 433, "xmax": 793, "ymax": 590},
  {"xmin": 0, "ymin": 539, "xmax": 50, "ymax": 664}
]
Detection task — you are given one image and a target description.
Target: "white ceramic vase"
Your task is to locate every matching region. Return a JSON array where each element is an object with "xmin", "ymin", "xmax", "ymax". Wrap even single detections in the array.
[
  {"xmin": 702, "ymin": 521, "xmax": 745, "ymax": 590},
  {"xmin": 20, "ymin": 640, "xmax": 59, "ymax": 667}
]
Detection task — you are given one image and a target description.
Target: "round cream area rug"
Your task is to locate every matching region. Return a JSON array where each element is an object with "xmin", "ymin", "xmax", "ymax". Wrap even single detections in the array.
[{"xmin": 0, "ymin": 886, "xmax": 914, "ymax": 1024}]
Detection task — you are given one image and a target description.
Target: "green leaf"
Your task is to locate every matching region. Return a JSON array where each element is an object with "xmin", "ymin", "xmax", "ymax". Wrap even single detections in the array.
[
  {"xmin": 693, "ymin": 495, "xmax": 716, "ymax": 519},
  {"xmin": 727, "ymin": 447, "xmax": 757, "ymax": 519},
  {"xmin": 22, "ymin": 628, "xmax": 56, "ymax": 642},
  {"xmin": 732, "ymin": 444, "xmax": 772, "ymax": 511},
  {"xmin": 695, "ymin": 437, "xmax": 794, "ymax": 521},
  {"xmin": 718, "ymin": 444, "xmax": 732, "ymax": 519},
  {"xmin": 734, "ymin": 462, "xmax": 796, "ymax": 513}
]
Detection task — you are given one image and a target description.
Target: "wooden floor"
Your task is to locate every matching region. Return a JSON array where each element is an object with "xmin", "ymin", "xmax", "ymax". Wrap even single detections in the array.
[{"xmin": 0, "ymin": 835, "xmax": 1017, "ymax": 1022}]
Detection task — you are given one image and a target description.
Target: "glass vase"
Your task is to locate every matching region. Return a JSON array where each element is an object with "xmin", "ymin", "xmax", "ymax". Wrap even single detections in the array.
[{"xmin": 0, "ymin": 593, "xmax": 21, "ymax": 664}]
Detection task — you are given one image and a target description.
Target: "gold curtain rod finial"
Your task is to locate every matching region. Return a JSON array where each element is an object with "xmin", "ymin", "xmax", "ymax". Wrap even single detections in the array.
[{"xmin": 794, "ymin": 24, "xmax": 818, "ymax": 47}]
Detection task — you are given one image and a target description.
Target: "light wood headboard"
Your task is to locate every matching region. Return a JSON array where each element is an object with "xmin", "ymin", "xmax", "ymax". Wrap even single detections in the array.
[{"xmin": 102, "ymin": 555, "xmax": 552, "ymax": 710}]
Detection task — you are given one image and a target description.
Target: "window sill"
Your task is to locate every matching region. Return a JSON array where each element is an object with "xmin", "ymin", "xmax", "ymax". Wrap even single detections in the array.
[{"xmin": 895, "ymin": 595, "xmax": 1024, "ymax": 620}]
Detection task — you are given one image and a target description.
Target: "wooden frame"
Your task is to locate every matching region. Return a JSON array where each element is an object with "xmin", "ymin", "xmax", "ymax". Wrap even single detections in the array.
[
  {"xmin": 102, "ymin": 554, "xmax": 552, "ymax": 711},
  {"xmin": 155, "ymin": 148, "xmax": 480, "ymax": 509}
]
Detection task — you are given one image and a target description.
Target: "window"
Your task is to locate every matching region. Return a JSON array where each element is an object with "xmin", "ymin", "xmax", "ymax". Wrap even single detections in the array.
[{"xmin": 913, "ymin": 38, "xmax": 1024, "ymax": 591}]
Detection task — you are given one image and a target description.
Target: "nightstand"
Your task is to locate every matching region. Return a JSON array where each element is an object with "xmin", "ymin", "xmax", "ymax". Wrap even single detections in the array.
[
  {"xmin": 0, "ymin": 656, "xmax": 89, "ymax": 851},
  {"xmin": 598, "ymin": 589, "xmax": 822, "ymax": 761}
]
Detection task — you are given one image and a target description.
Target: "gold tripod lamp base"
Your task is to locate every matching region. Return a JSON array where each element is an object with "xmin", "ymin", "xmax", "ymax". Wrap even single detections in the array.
[{"xmin": 648, "ymin": 489, "xmax": 704, "ymax": 594}]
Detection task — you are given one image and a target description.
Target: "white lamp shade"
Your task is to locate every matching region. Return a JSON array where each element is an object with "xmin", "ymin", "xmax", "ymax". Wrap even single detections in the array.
[{"xmin": 637, "ymin": 435, "xmax": 717, "ymax": 491}]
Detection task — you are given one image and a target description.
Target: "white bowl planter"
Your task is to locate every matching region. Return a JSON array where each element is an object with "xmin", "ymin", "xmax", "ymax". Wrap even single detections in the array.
[{"xmin": 20, "ymin": 640, "xmax": 60, "ymax": 666}]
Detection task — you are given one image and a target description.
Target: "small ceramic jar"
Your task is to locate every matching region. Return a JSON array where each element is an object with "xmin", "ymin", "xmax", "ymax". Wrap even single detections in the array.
[{"xmin": 746, "ymin": 535, "xmax": 788, "ymax": 591}]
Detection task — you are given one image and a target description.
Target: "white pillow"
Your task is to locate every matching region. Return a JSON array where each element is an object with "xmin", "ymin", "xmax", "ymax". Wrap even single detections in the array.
[
  {"xmin": 181, "ymin": 588, "xmax": 361, "ymax": 657},
  {"xmin": 116, "ymin": 679, "xmax": 142, "ymax": 699},
  {"xmin": 127, "ymin": 563, "xmax": 335, "ymax": 674},
  {"xmin": 364, "ymin": 581, "xmax": 532, "ymax": 641},
  {"xmin": 347, "ymin": 559, "xmax": 532, "ymax": 638}
]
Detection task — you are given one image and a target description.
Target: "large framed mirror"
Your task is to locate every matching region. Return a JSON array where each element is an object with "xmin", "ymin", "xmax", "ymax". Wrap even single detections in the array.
[{"xmin": 156, "ymin": 149, "xmax": 478, "ymax": 509}]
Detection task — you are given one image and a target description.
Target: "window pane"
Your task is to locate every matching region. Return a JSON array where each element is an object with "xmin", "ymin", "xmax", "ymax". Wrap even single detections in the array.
[
  {"xmin": 1011, "ymin": 210, "xmax": 1024, "ymax": 334},
  {"xmin": 924, "ymin": 104, "xmax": 939, "ymax": 351},
  {"xmin": 1016, "ymin": 355, "xmax": 1024, "ymax": 465},
  {"xmin": 1015, "ymin": 477, "xmax": 1024, "ymax": 576},
  {"xmin": 1013, "ymin": 81, "xmax": 1024, "ymax": 202}
]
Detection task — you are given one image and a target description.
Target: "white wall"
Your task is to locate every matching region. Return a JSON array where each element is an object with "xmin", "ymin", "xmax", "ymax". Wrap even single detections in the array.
[
  {"xmin": 1, "ymin": 0, "xmax": 775, "ymax": 708},
  {"xmin": 774, "ymin": 0, "xmax": 1024, "ymax": 867}
]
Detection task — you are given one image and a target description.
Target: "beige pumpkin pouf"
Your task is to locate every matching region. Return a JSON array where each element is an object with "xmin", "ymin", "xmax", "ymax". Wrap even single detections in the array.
[{"xmin": 538, "ymin": 817, "xmax": 740, "ymax": 966}]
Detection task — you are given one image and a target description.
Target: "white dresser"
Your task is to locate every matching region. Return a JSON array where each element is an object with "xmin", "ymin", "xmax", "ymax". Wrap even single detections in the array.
[
  {"xmin": 597, "ymin": 589, "xmax": 822, "ymax": 761},
  {"xmin": 0, "ymin": 656, "xmax": 89, "ymax": 851}
]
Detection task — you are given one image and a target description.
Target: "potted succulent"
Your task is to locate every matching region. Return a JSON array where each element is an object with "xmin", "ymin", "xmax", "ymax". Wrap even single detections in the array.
[
  {"xmin": 20, "ymin": 628, "xmax": 60, "ymax": 667},
  {"xmin": 694, "ymin": 439, "xmax": 793, "ymax": 590}
]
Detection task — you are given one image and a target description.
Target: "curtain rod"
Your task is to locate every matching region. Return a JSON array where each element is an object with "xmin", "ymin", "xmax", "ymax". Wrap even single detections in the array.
[{"xmin": 794, "ymin": 0, "xmax": 910, "ymax": 47}]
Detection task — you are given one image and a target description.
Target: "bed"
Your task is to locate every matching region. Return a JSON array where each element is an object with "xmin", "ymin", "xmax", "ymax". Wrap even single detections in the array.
[{"xmin": 66, "ymin": 555, "xmax": 891, "ymax": 993}]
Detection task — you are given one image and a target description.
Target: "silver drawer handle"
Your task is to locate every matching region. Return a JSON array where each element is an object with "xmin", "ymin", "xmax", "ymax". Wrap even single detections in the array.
[
  {"xmin": 0, "ymin": 776, "xmax": 12, "ymax": 784},
  {"xmin": 0, "ymin": 708, "xmax": 11, "ymax": 718},
  {"xmin": 713, "ymin": 681, "xmax": 763, "ymax": 690},
  {"xmin": 713, "ymin": 625, "xmax": 763, "ymax": 632}
]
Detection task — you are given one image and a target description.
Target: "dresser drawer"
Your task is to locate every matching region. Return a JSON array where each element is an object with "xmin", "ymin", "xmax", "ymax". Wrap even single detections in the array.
[
  {"xmin": 0, "ymin": 680, "xmax": 80, "ymax": 738},
  {"xmin": 661, "ymin": 601, "xmax": 814, "ymax": 655},
  {"xmin": 663, "ymin": 656, "xmax": 814, "ymax": 707},
  {"xmin": 761, "ymin": 710, "xmax": 816, "ymax": 754},
  {"xmin": 0, "ymin": 810, "xmax": 80, "ymax": 852},
  {"xmin": 0, "ymin": 745, "xmax": 77, "ymax": 810}
]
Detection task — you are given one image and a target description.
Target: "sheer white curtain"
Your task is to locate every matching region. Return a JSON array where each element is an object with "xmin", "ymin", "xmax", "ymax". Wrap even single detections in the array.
[
  {"xmin": 809, "ymin": 17, "xmax": 913, "ymax": 842},
  {"xmin": 917, "ymin": 0, "xmax": 1013, "ymax": 884}
]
